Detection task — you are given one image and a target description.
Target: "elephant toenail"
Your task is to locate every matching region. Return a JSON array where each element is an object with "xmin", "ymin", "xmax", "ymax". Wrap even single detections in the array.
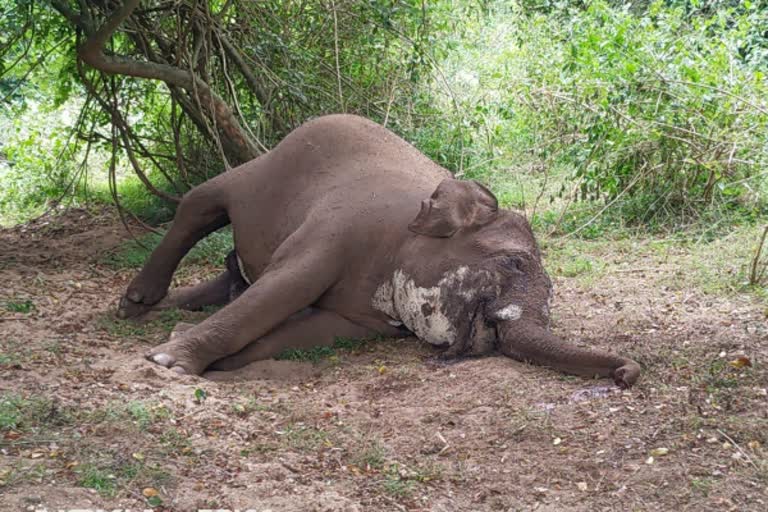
[{"xmin": 151, "ymin": 353, "xmax": 174, "ymax": 366}]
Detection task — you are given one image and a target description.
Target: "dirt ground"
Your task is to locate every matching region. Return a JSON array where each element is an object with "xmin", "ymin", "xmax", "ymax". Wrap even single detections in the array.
[{"xmin": 1, "ymin": 207, "xmax": 766, "ymax": 511}]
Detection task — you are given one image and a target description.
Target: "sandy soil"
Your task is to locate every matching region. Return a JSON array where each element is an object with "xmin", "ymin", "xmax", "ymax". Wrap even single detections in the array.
[{"xmin": 1, "ymin": 207, "xmax": 766, "ymax": 511}]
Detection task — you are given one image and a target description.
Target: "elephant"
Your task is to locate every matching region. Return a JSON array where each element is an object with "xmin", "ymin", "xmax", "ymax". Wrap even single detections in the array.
[{"xmin": 117, "ymin": 114, "xmax": 641, "ymax": 388}]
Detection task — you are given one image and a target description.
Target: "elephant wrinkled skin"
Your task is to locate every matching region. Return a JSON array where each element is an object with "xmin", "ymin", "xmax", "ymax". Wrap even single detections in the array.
[{"xmin": 117, "ymin": 114, "xmax": 640, "ymax": 388}]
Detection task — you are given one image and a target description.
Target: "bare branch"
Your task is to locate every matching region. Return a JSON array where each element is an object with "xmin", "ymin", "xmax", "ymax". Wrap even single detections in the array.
[{"xmin": 76, "ymin": 0, "xmax": 258, "ymax": 164}]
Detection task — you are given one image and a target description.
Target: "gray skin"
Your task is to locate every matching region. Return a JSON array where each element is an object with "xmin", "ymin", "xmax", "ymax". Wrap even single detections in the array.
[{"xmin": 117, "ymin": 114, "xmax": 641, "ymax": 388}]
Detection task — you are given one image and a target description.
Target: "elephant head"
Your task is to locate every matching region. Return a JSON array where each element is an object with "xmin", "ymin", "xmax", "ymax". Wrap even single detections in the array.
[{"xmin": 375, "ymin": 178, "xmax": 641, "ymax": 388}]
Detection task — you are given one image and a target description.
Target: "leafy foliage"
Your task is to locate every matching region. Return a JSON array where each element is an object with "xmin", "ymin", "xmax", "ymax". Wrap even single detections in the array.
[
  {"xmin": 0, "ymin": 0, "xmax": 766, "ymax": 233},
  {"xmin": 428, "ymin": 0, "xmax": 768, "ymax": 228}
]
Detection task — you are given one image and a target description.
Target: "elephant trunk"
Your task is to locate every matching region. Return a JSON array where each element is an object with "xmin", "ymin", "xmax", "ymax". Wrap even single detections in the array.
[{"xmin": 497, "ymin": 321, "xmax": 640, "ymax": 388}]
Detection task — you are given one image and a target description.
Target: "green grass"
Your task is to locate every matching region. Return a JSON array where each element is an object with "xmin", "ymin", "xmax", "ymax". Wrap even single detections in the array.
[
  {"xmin": 351, "ymin": 442, "xmax": 387, "ymax": 471},
  {"xmin": 275, "ymin": 335, "xmax": 372, "ymax": 363},
  {"xmin": 0, "ymin": 339, "xmax": 29, "ymax": 368},
  {"xmin": 76, "ymin": 457, "xmax": 171, "ymax": 498},
  {"xmin": 538, "ymin": 220, "xmax": 768, "ymax": 301},
  {"xmin": 88, "ymin": 176, "xmax": 178, "ymax": 226},
  {"xmin": 76, "ymin": 400, "xmax": 171, "ymax": 433},
  {"xmin": 0, "ymin": 394, "xmax": 63, "ymax": 431},
  {"xmin": 4, "ymin": 299, "xmax": 34, "ymax": 313},
  {"xmin": 379, "ymin": 461, "xmax": 442, "ymax": 498},
  {"xmin": 77, "ymin": 464, "xmax": 119, "ymax": 495},
  {"xmin": 97, "ymin": 308, "xmax": 184, "ymax": 338},
  {"xmin": 230, "ymin": 396, "xmax": 271, "ymax": 418},
  {"xmin": 124, "ymin": 401, "xmax": 171, "ymax": 430},
  {"xmin": 158, "ymin": 428, "xmax": 193, "ymax": 456},
  {"xmin": 280, "ymin": 424, "xmax": 330, "ymax": 451},
  {"xmin": 102, "ymin": 227, "xmax": 233, "ymax": 270}
]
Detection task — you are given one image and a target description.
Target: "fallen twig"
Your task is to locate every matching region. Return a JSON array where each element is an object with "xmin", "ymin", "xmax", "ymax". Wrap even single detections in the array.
[{"xmin": 717, "ymin": 429, "xmax": 759, "ymax": 471}]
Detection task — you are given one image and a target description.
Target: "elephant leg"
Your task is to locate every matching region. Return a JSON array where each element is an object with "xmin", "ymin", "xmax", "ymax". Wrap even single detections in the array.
[
  {"xmin": 207, "ymin": 308, "xmax": 375, "ymax": 371},
  {"xmin": 151, "ymin": 271, "xmax": 234, "ymax": 312},
  {"xmin": 144, "ymin": 222, "xmax": 343, "ymax": 375},
  {"xmin": 118, "ymin": 178, "xmax": 230, "ymax": 318},
  {"xmin": 118, "ymin": 250, "xmax": 250, "ymax": 318}
]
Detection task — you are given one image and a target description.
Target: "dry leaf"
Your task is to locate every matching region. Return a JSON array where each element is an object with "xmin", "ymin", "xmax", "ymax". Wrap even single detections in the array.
[
  {"xmin": 729, "ymin": 356, "xmax": 752, "ymax": 369},
  {"xmin": 3, "ymin": 431, "xmax": 22, "ymax": 441},
  {"xmin": 650, "ymin": 447, "xmax": 669, "ymax": 457},
  {"xmin": 576, "ymin": 482, "xmax": 588, "ymax": 491},
  {"xmin": 142, "ymin": 487, "xmax": 159, "ymax": 498}
]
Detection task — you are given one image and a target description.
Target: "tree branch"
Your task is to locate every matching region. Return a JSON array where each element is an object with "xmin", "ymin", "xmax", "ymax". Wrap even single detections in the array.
[{"xmin": 76, "ymin": 0, "xmax": 259, "ymax": 164}]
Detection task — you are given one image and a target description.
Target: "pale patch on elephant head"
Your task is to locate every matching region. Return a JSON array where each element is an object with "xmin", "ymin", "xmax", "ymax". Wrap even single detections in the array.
[
  {"xmin": 495, "ymin": 303, "xmax": 522, "ymax": 321},
  {"xmin": 372, "ymin": 266, "xmax": 496, "ymax": 347}
]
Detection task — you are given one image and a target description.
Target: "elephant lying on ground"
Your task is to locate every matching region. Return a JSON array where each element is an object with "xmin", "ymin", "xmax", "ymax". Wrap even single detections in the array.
[{"xmin": 118, "ymin": 114, "xmax": 640, "ymax": 388}]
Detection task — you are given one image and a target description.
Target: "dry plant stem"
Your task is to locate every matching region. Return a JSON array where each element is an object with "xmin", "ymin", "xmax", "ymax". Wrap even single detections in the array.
[
  {"xmin": 71, "ymin": 0, "xmax": 258, "ymax": 164},
  {"xmin": 549, "ymin": 176, "xmax": 584, "ymax": 236},
  {"xmin": 530, "ymin": 165, "xmax": 550, "ymax": 223},
  {"xmin": 716, "ymin": 429, "xmax": 759, "ymax": 471},
  {"xmin": 332, "ymin": 0, "xmax": 344, "ymax": 111},
  {"xmin": 564, "ymin": 165, "xmax": 651, "ymax": 239},
  {"xmin": 748, "ymin": 225, "xmax": 768, "ymax": 286},
  {"xmin": 75, "ymin": 59, "xmax": 180, "ymax": 205}
]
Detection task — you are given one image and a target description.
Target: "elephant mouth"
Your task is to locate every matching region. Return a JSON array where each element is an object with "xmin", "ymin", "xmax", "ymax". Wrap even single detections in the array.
[{"xmin": 461, "ymin": 303, "xmax": 497, "ymax": 356}]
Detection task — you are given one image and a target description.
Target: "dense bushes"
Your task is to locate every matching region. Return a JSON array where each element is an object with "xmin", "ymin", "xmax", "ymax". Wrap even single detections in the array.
[
  {"xmin": 426, "ymin": 0, "xmax": 768, "ymax": 228},
  {"xmin": 1, "ymin": 0, "xmax": 766, "ymax": 231}
]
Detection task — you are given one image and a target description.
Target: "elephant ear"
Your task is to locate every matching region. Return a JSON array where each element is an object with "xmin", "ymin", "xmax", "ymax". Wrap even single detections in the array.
[{"xmin": 408, "ymin": 179, "xmax": 499, "ymax": 238}]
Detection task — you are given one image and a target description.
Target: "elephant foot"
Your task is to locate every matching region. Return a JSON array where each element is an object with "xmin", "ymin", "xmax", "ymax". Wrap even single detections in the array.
[
  {"xmin": 116, "ymin": 296, "xmax": 155, "ymax": 319},
  {"xmin": 118, "ymin": 274, "xmax": 172, "ymax": 318},
  {"xmin": 145, "ymin": 327, "xmax": 213, "ymax": 376}
]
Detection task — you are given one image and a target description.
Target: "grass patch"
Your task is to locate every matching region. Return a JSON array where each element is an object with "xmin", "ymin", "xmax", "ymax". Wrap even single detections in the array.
[
  {"xmin": 542, "ymin": 239, "xmax": 605, "ymax": 282},
  {"xmin": 77, "ymin": 400, "xmax": 171, "ymax": 432},
  {"xmin": 351, "ymin": 442, "xmax": 387, "ymax": 471},
  {"xmin": 690, "ymin": 477, "xmax": 713, "ymax": 497},
  {"xmin": 101, "ymin": 227, "xmax": 233, "ymax": 270},
  {"xmin": 125, "ymin": 401, "xmax": 171, "ymax": 430},
  {"xmin": 158, "ymin": 428, "xmax": 193, "ymax": 456},
  {"xmin": 88, "ymin": 176, "xmax": 178, "ymax": 226},
  {"xmin": 76, "ymin": 456, "xmax": 171, "ymax": 498},
  {"xmin": 380, "ymin": 461, "xmax": 441, "ymax": 498},
  {"xmin": 280, "ymin": 424, "xmax": 330, "ymax": 451},
  {"xmin": 230, "ymin": 396, "xmax": 271, "ymax": 418},
  {"xmin": 558, "ymin": 256, "xmax": 596, "ymax": 278},
  {"xmin": 275, "ymin": 335, "xmax": 372, "ymax": 363},
  {"xmin": 0, "ymin": 394, "xmax": 66, "ymax": 432},
  {"xmin": 100, "ymin": 232, "xmax": 163, "ymax": 270},
  {"xmin": 0, "ymin": 339, "xmax": 34, "ymax": 368},
  {"xmin": 4, "ymin": 299, "xmax": 34, "ymax": 313},
  {"xmin": 538, "ymin": 221, "xmax": 768, "ymax": 301},
  {"xmin": 98, "ymin": 308, "xmax": 184, "ymax": 338},
  {"xmin": 382, "ymin": 469, "xmax": 415, "ymax": 498}
]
